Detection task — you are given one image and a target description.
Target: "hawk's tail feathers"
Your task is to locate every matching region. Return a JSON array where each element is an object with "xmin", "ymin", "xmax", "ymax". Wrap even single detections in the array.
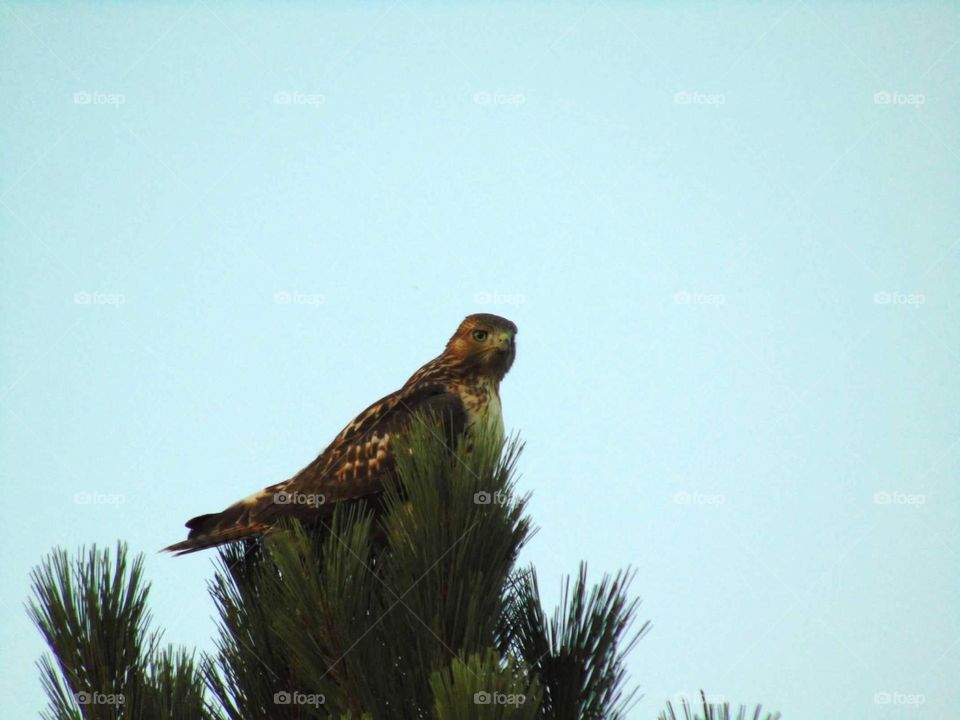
[{"xmin": 161, "ymin": 509, "xmax": 270, "ymax": 556}]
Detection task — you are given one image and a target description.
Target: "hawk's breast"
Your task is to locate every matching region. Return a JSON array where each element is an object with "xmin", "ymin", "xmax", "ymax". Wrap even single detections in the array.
[{"xmin": 456, "ymin": 377, "xmax": 504, "ymax": 441}]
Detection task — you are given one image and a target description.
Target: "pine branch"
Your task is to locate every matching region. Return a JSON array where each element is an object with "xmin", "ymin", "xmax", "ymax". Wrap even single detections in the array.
[
  {"xmin": 204, "ymin": 539, "xmax": 304, "ymax": 719},
  {"xmin": 204, "ymin": 414, "xmax": 535, "ymax": 719},
  {"xmin": 505, "ymin": 563, "xmax": 649, "ymax": 720},
  {"xmin": 658, "ymin": 691, "xmax": 781, "ymax": 720},
  {"xmin": 27, "ymin": 542, "xmax": 216, "ymax": 720},
  {"xmin": 430, "ymin": 649, "xmax": 542, "ymax": 719},
  {"xmin": 213, "ymin": 507, "xmax": 383, "ymax": 718},
  {"xmin": 143, "ymin": 646, "xmax": 212, "ymax": 719},
  {"xmin": 373, "ymin": 413, "xmax": 535, "ymax": 704}
]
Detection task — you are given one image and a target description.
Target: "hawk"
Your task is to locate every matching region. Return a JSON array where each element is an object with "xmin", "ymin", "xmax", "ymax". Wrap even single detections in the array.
[{"xmin": 163, "ymin": 313, "xmax": 517, "ymax": 555}]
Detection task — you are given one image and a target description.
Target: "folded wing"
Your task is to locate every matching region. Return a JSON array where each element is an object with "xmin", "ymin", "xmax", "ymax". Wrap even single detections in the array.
[{"xmin": 163, "ymin": 381, "xmax": 466, "ymax": 555}]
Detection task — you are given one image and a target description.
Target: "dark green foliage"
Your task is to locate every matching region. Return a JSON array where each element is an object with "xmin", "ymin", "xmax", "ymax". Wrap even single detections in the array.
[
  {"xmin": 430, "ymin": 650, "xmax": 541, "ymax": 719},
  {"xmin": 658, "ymin": 693, "xmax": 781, "ymax": 720},
  {"xmin": 204, "ymin": 536, "xmax": 303, "ymax": 719},
  {"xmin": 504, "ymin": 563, "xmax": 649, "ymax": 720},
  {"xmin": 27, "ymin": 543, "xmax": 212, "ymax": 720},
  {"xmin": 27, "ymin": 415, "xmax": 776, "ymax": 719},
  {"xmin": 144, "ymin": 646, "xmax": 215, "ymax": 719},
  {"xmin": 205, "ymin": 507, "xmax": 384, "ymax": 718},
  {"xmin": 203, "ymin": 416, "xmax": 536, "ymax": 718}
]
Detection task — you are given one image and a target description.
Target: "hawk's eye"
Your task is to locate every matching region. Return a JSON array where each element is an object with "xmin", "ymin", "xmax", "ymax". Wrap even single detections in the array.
[{"xmin": 472, "ymin": 329, "xmax": 489, "ymax": 342}]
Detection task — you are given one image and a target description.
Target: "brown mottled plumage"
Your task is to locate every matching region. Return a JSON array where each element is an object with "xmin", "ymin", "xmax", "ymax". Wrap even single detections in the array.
[{"xmin": 163, "ymin": 314, "xmax": 517, "ymax": 555}]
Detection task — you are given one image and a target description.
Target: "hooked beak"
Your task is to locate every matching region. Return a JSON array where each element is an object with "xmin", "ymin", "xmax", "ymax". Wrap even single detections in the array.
[{"xmin": 495, "ymin": 332, "xmax": 514, "ymax": 352}]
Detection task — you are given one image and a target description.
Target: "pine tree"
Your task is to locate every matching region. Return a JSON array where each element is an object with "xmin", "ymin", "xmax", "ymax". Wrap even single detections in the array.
[{"xmin": 28, "ymin": 416, "xmax": 777, "ymax": 718}]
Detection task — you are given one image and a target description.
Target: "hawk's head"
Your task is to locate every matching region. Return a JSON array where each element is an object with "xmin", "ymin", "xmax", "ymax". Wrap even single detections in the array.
[{"xmin": 445, "ymin": 313, "xmax": 517, "ymax": 381}]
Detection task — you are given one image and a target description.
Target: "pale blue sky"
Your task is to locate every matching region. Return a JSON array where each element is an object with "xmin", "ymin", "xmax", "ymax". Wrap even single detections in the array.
[{"xmin": 2, "ymin": 2, "xmax": 958, "ymax": 718}]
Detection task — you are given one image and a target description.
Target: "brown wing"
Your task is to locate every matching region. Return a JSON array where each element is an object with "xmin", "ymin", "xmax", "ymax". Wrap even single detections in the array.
[{"xmin": 163, "ymin": 379, "xmax": 465, "ymax": 555}]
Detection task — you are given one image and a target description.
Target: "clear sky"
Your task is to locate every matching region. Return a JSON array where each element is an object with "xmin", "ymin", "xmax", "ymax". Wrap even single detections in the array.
[{"xmin": 2, "ymin": 2, "xmax": 958, "ymax": 718}]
